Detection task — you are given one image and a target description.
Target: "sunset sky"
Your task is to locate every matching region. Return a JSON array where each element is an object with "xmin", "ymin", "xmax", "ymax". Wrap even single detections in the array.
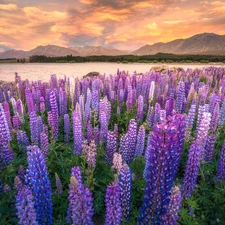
[{"xmin": 0, "ymin": 0, "xmax": 225, "ymax": 51}]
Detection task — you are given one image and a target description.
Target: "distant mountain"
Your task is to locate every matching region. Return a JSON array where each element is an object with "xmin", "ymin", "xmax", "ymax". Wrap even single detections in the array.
[
  {"xmin": 0, "ymin": 44, "xmax": 10, "ymax": 53},
  {"xmin": 70, "ymin": 46, "xmax": 129, "ymax": 56},
  {"xmin": 132, "ymin": 33, "xmax": 225, "ymax": 55},
  {"xmin": 0, "ymin": 50, "xmax": 29, "ymax": 59}
]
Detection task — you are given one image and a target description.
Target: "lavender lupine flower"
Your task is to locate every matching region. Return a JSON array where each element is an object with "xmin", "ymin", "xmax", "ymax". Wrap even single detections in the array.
[
  {"xmin": 86, "ymin": 120, "xmax": 93, "ymax": 143},
  {"xmin": 135, "ymin": 125, "xmax": 145, "ymax": 157},
  {"xmin": 26, "ymin": 146, "xmax": 53, "ymax": 225},
  {"xmin": 185, "ymin": 103, "xmax": 196, "ymax": 140},
  {"xmin": 72, "ymin": 110, "xmax": 83, "ymax": 155},
  {"xmin": 114, "ymin": 124, "xmax": 118, "ymax": 140},
  {"xmin": 3, "ymin": 101, "xmax": 12, "ymax": 129},
  {"xmin": 17, "ymin": 130, "xmax": 30, "ymax": 149},
  {"xmin": 13, "ymin": 115, "xmax": 21, "ymax": 129},
  {"xmin": 119, "ymin": 133, "xmax": 128, "ymax": 162},
  {"xmin": 71, "ymin": 166, "xmax": 83, "ymax": 185},
  {"xmin": 99, "ymin": 111, "xmax": 108, "ymax": 142},
  {"xmin": 39, "ymin": 97, "xmax": 45, "ymax": 114},
  {"xmin": 112, "ymin": 152, "xmax": 123, "ymax": 172},
  {"xmin": 25, "ymin": 88, "xmax": 35, "ymax": 114},
  {"xmin": 176, "ymin": 81, "xmax": 185, "ymax": 113},
  {"xmin": 64, "ymin": 114, "xmax": 70, "ymax": 143},
  {"xmin": 29, "ymin": 112, "xmax": 39, "ymax": 146},
  {"xmin": 205, "ymin": 134, "xmax": 216, "ymax": 162},
  {"xmin": 3, "ymin": 184, "xmax": 11, "ymax": 193},
  {"xmin": 79, "ymin": 95, "xmax": 85, "ymax": 122},
  {"xmin": 16, "ymin": 99, "xmax": 25, "ymax": 123},
  {"xmin": 87, "ymin": 140, "xmax": 97, "ymax": 168},
  {"xmin": 162, "ymin": 186, "xmax": 182, "ymax": 225},
  {"xmin": 93, "ymin": 125, "xmax": 100, "ymax": 145},
  {"xmin": 219, "ymin": 99, "xmax": 225, "ymax": 127},
  {"xmin": 66, "ymin": 177, "xmax": 94, "ymax": 225},
  {"xmin": 146, "ymin": 105, "xmax": 154, "ymax": 128},
  {"xmin": 59, "ymin": 89, "xmax": 67, "ymax": 116},
  {"xmin": 50, "ymin": 91, "xmax": 59, "ymax": 140},
  {"xmin": 136, "ymin": 95, "xmax": 144, "ymax": 122},
  {"xmin": 217, "ymin": 141, "xmax": 225, "ymax": 179},
  {"xmin": 106, "ymin": 131, "xmax": 117, "ymax": 164},
  {"xmin": 104, "ymin": 182, "xmax": 122, "ymax": 225},
  {"xmin": 55, "ymin": 173, "xmax": 63, "ymax": 195},
  {"xmin": 119, "ymin": 164, "xmax": 132, "ymax": 220},
  {"xmin": 210, "ymin": 102, "xmax": 219, "ymax": 132},
  {"xmin": 138, "ymin": 114, "xmax": 185, "ymax": 224},
  {"xmin": 165, "ymin": 93, "xmax": 174, "ymax": 118},
  {"xmin": 160, "ymin": 110, "xmax": 166, "ymax": 123},
  {"xmin": 148, "ymin": 81, "xmax": 155, "ymax": 102},
  {"xmin": 15, "ymin": 185, "xmax": 38, "ymax": 225},
  {"xmin": 84, "ymin": 88, "xmax": 92, "ymax": 125},
  {"xmin": 182, "ymin": 141, "xmax": 203, "ymax": 198},
  {"xmin": 92, "ymin": 90, "xmax": 99, "ymax": 114},
  {"xmin": 40, "ymin": 132, "xmax": 49, "ymax": 159},
  {"xmin": 126, "ymin": 85, "xmax": 133, "ymax": 111},
  {"xmin": 196, "ymin": 104, "xmax": 206, "ymax": 128}
]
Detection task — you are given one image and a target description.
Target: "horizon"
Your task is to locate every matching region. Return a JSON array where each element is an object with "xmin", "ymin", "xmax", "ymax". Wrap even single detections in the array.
[{"xmin": 0, "ymin": 0, "xmax": 225, "ymax": 51}]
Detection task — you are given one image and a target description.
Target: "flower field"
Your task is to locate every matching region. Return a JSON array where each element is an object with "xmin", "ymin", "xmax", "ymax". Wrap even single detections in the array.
[{"xmin": 1, "ymin": 67, "xmax": 225, "ymax": 224}]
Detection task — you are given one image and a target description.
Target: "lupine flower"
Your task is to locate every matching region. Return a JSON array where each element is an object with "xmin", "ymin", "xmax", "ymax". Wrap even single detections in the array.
[
  {"xmin": 182, "ymin": 141, "xmax": 202, "ymax": 198},
  {"xmin": 71, "ymin": 166, "xmax": 83, "ymax": 185},
  {"xmin": 15, "ymin": 185, "xmax": 38, "ymax": 225},
  {"xmin": 26, "ymin": 146, "xmax": 53, "ymax": 225},
  {"xmin": 87, "ymin": 140, "xmax": 97, "ymax": 168},
  {"xmin": 162, "ymin": 186, "xmax": 182, "ymax": 225},
  {"xmin": 148, "ymin": 81, "xmax": 155, "ymax": 102},
  {"xmin": 16, "ymin": 99, "xmax": 25, "ymax": 123},
  {"xmin": 104, "ymin": 182, "xmax": 122, "ymax": 225},
  {"xmin": 93, "ymin": 125, "xmax": 100, "ymax": 144},
  {"xmin": 13, "ymin": 115, "xmax": 21, "ymax": 129},
  {"xmin": 59, "ymin": 89, "xmax": 67, "ymax": 116},
  {"xmin": 196, "ymin": 104, "xmax": 206, "ymax": 128},
  {"xmin": 86, "ymin": 120, "xmax": 93, "ymax": 143},
  {"xmin": 136, "ymin": 95, "xmax": 144, "ymax": 122},
  {"xmin": 205, "ymin": 134, "xmax": 216, "ymax": 162},
  {"xmin": 117, "ymin": 106, "xmax": 120, "ymax": 115},
  {"xmin": 55, "ymin": 173, "xmax": 63, "ymax": 195},
  {"xmin": 29, "ymin": 112, "xmax": 39, "ymax": 146},
  {"xmin": 138, "ymin": 114, "xmax": 185, "ymax": 224},
  {"xmin": 135, "ymin": 125, "xmax": 145, "ymax": 157},
  {"xmin": 185, "ymin": 103, "xmax": 196, "ymax": 140},
  {"xmin": 217, "ymin": 141, "xmax": 225, "ymax": 179},
  {"xmin": 146, "ymin": 105, "xmax": 154, "ymax": 128},
  {"xmin": 40, "ymin": 132, "xmax": 49, "ymax": 159},
  {"xmin": 119, "ymin": 133, "xmax": 129, "ymax": 162},
  {"xmin": 3, "ymin": 101, "xmax": 12, "ymax": 129},
  {"xmin": 3, "ymin": 184, "xmax": 11, "ymax": 193},
  {"xmin": 25, "ymin": 88, "xmax": 35, "ymax": 114},
  {"xmin": 64, "ymin": 114, "xmax": 70, "ymax": 143},
  {"xmin": 72, "ymin": 110, "xmax": 83, "ymax": 155},
  {"xmin": 17, "ymin": 130, "xmax": 30, "ymax": 149},
  {"xmin": 92, "ymin": 90, "xmax": 99, "ymax": 114},
  {"xmin": 176, "ymin": 81, "xmax": 185, "ymax": 113},
  {"xmin": 119, "ymin": 164, "xmax": 132, "ymax": 220},
  {"xmin": 210, "ymin": 102, "xmax": 219, "ymax": 132},
  {"xmin": 112, "ymin": 152, "xmax": 123, "ymax": 172},
  {"xmin": 39, "ymin": 96, "xmax": 45, "ymax": 114},
  {"xmin": 106, "ymin": 131, "xmax": 117, "ymax": 164},
  {"xmin": 99, "ymin": 111, "xmax": 108, "ymax": 142},
  {"xmin": 84, "ymin": 88, "xmax": 92, "ymax": 125}
]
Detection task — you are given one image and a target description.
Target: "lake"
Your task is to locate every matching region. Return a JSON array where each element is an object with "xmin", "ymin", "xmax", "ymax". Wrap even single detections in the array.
[{"xmin": 0, "ymin": 62, "xmax": 224, "ymax": 82}]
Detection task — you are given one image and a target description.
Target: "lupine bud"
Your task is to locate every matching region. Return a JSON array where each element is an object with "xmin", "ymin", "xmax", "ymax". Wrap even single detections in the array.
[
  {"xmin": 106, "ymin": 131, "xmax": 117, "ymax": 164},
  {"xmin": 26, "ymin": 146, "xmax": 53, "ymax": 225},
  {"xmin": 119, "ymin": 164, "xmax": 132, "ymax": 220},
  {"xmin": 104, "ymin": 182, "xmax": 122, "ymax": 225},
  {"xmin": 72, "ymin": 110, "xmax": 83, "ymax": 154},
  {"xmin": 55, "ymin": 173, "xmax": 63, "ymax": 195},
  {"xmin": 217, "ymin": 141, "xmax": 225, "ymax": 179},
  {"xmin": 135, "ymin": 125, "xmax": 145, "ymax": 156}
]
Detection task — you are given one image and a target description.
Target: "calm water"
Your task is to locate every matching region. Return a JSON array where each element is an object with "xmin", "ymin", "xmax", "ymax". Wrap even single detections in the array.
[{"xmin": 0, "ymin": 62, "xmax": 224, "ymax": 82}]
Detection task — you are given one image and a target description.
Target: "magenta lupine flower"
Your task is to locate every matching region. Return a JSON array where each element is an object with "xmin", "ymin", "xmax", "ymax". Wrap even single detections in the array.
[
  {"xmin": 50, "ymin": 91, "xmax": 59, "ymax": 140},
  {"xmin": 29, "ymin": 112, "xmax": 39, "ymax": 146},
  {"xmin": 47, "ymin": 111, "xmax": 52, "ymax": 127},
  {"xmin": 185, "ymin": 103, "xmax": 196, "ymax": 140},
  {"xmin": 3, "ymin": 101, "xmax": 12, "ymax": 129},
  {"xmin": 72, "ymin": 110, "xmax": 83, "ymax": 155},
  {"xmin": 26, "ymin": 145, "xmax": 53, "ymax": 225},
  {"xmin": 154, "ymin": 102, "xmax": 161, "ymax": 124},
  {"xmin": 86, "ymin": 120, "xmax": 93, "ymax": 143},
  {"xmin": 66, "ymin": 176, "xmax": 94, "ymax": 225},
  {"xmin": 64, "ymin": 114, "xmax": 70, "ymax": 143},
  {"xmin": 104, "ymin": 182, "xmax": 122, "ymax": 225},
  {"xmin": 138, "ymin": 114, "xmax": 185, "ymax": 224},
  {"xmin": 13, "ymin": 115, "xmax": 21, "ymax": 129},
  {"xmin": 39, "ymin": 96, "xmax": 45, "ymax": 114},
  {"xmin": 15, "ymin": 185, "xmax": 38, "ymax": 225},
  {"xmin": 135, "ymin": 125, "xmax": 145, "ymax": 157},
  {"xmin": 162, "ymin": 186, "xmax": 182, "ymax": 225},
  {"xmin": 182, "ymin": 141, "xmax": 203, "ymax": 198},
  {"xmin": 119, "ymin": 164, "xmax": 132, "ymax": 220},
  {"xmin": 217, "ymin": 141, "xmax": 225, "ymax": 179},
  {"xmin": 55, "ymin": 173, "xmax": 63, "ymax": 195},
  {"xmin": 40, "ymin": 132, "xmax": 49, "ymax": 159},
  {"xmin": 25, "ymin": 88, "xmax": 35, "ymax": 114},
  {"xmin": 205, "ymin": 134, "xmax": 216, "ymax": 162},
  {"xmin": 160, "ymin": 110, "xmax": 166, "ymax": 123},
  {"xmin": 126, "ymin": 119, "xmax": 137, "ymax": 164},
  {"xmin": 136, "ymin": 95, "xmax": 144, "ymax": 122},
  {"xmin": 87, "ymin": 140, "xmax": 97, "ymax": 168},
  {"xmin": 3, "ymin": 184, "xmax": 11, "ymax": 193},
  {"xmin": 106, "ymin": 131, "xmax": 117, "ymax": 164},
  {"xmin": 100, "ymin": 111, "xmax": 108, "ymax": 142}
]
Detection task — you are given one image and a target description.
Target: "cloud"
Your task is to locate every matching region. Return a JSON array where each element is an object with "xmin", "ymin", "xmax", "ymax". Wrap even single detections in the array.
[{"xmin": 0, "ymin": 4, "xmax": 18, "ymax": 11}]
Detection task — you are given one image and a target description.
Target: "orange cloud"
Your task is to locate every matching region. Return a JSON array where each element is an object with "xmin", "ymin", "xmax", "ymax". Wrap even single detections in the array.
[{"xmin": 0, "ymin": 4, "xmax": 17, "ymax": 11}]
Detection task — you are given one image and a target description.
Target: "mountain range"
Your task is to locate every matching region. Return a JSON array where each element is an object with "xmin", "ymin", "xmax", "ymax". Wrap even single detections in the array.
[{"xmin": 0, "ymin": 33, "xmax": 225, "ymax": 59}]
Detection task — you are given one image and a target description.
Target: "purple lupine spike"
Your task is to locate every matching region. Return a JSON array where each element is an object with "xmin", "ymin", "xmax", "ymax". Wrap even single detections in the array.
[
  {"xmin": 86, "ymin": 120, "xmax": 93, "ymax": 143},
  {"xmin": 50, "ymin": 91, "xmax": 59, "ymax": 140},
  {"xmin": 71, "ymin": 166, "xmax": 83, "ymax": 185},
  {"xmin": 114, "ymin": 124, "xmax": 118, "ymax": 140},
  {"xmin": 16, "ymin": 99, "xmax": 24, "ymax": 123},
  {"xmin": 47, "ymin": 111, "xmax": 52, "ymax": 128},
  {"xmin": 154, "ymin": 102, "xmax": 161, "ymax": 124},
  {"xmin": 182, "ymin": 141, "xmax": 203, "ymax": 198},
  {"xmin": 66, "ymin": 176, "xmax": 94, "ymax": 225},
  {"xmin": 136, "ymin": 95, "xmax": 144, "ymax": 122},
  {"xmin": 138, "ymin": 114, "xmax": 185, "ymax": 224},
  {"xmin": 99, "ymin": 111, "xmax": 108, "ymax": 142},
  {"xmin": 15, "ymin": 185, "xmax": 38, "ymax": 225},
  {"xmin": 176, "ymin": 81, "xmax": 185, "ymax": 113},
  {"xmin": 126, "ymin": 119, "xmax": 137, "ymax": 164},
  {"xmin": 205, "ymin": 134, "xmax": 216, "ymax": 162},
  {"xmin": 40, "ymin": 132, "xmax": 49, "ymax": 159},
  {"xmin": 13, "ymin": 115, "xmax": 21, "ymax": 129},
  {"xmin": 165, "ymin": 93, "xmax": 174, "ymax": 118},
  {"xmin": 3, "ymin": 184, "xmax": 11, "ymax": 193},
  {"xmin": 25, "ymin": 88, "xmax": 35, "ymax": 114},
  {"xmin": 17, "ymin": 130, "xmax": 30, "ymax": 149},
  {"xmin": 126, "ymin": 85, "xmax": 133, "ymax": 111},
  {"xmin": 217, "ymin": 141, "xmax": 225, "ymax": 179},
  {"xmin": 37, "ymin": 116, "xmax": 43, "ymax": 135},
  {"xmin": 104, "ymin": 182, "xmax": 122, "ymax": 225},
  {"xmin": 84, "ymin": 88, "xmax": 92, "ymax": 125},
  {"xmin": 59, "ymin": 89, "xmax": 67, "ymax": 117},
  {"xmin": 160, "ymin": 109, "xmax": 166, "ymax": 123},
  {"xmin": 92, "ymin": 90, "xmax": 99, "ymax": 114},
  {"xmin": 119, "ymin": 164, "xmax": 132, "ymax": 220},
  {"xmin": 105, "ymin": 131, "xmax": 117, "ymax": 164},
  {"xmin": 162, "ymin": 186, "xmax": 182, "ymax": 225},
  {"xmin": 72, "ymin": 110, "xmax": 83, "ymax": 155},
  {"xmin": 210, "ymin": 102, "xmax": 219, "ymax": 132},
  {"xmin": 104, "ymin": 96, "xmax": 111, "ymax": 123},
  {"xmin": 185, "ymin": 103, "xmax": 196, "ymax": 141},
  {"xmin": 196, "ymin": 104, "xmax": 205, "ymax": 128},
  {"xmin": 3, "ymin": 101, "xmax": 12, "ymax": 129},
  {"xmin": 148, "ymin": 81, "xmax": 155, "ymax": 102},
  {"xmin": 43, "ymin": 124, "xmax": 48, "ymax": 136},
  {"xmin": 55, "ymin": 173, "xmax": 63, "ymax": 195},
  {"xmin": 64, "ymin": 114, "xmax": 70, "ymax": 143},
  {"xmin": 87, "ymin": 140, "xmax": 97, "ymax": 168},
  {"xmin": 219, "ymin": 99, "xmax": 225, "ymax": 127},
  {"xmin": 135, "ymin": 125, "xmax": 145, "ymax": 157},
  {"xmin": 26, "ymin": 145, "xmax": 53, "ymax": 225},
  {"xmin": 146, "ymin": 105, "xmax": 154, "ymax": 128},
  {"xmin": 119, "ymin": 133, "xmax": 128, "ymax": 162},
  {"xmin": 29, "ymin": 112, "xmax": 39, "ymax": 146},
  {"xmin": 39, "ymin": 97, "xmax": 45, "ymax": 114},
  {"xmin": 79, "ymin": 95, "xmax": 85, "ymax": 123},
  {"xmin": 93, "ymin": 125, "xmax": 100, "ymax": 144}
]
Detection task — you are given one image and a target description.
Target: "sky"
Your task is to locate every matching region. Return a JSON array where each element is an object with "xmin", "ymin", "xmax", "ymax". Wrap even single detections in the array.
[{"xmin": 0, "ymin": 0, "xmax": 225, "ymax": 51}]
